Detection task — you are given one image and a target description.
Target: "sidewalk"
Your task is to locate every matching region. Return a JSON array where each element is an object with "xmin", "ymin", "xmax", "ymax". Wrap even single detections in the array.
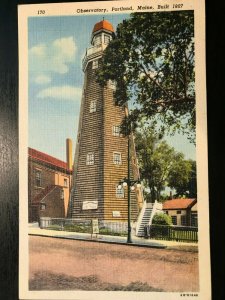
[{"xmin": 28, "ymin": 223, "xmax": 198, "ymax": 251}]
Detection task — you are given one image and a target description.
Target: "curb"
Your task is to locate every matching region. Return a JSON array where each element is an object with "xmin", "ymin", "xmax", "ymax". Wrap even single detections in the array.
[{"xmin": 29, "ymin": 233, "xmax": 167, "ymax": 249}]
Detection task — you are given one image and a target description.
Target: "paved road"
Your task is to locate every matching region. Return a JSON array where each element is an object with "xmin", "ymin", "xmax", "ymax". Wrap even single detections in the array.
[{"xmin": 29, "ymin": 235, "xmax": 199, "ymax": 292}]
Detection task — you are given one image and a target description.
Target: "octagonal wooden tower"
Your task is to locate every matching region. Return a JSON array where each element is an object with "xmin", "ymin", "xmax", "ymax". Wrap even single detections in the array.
[{"xmin": 70, "ymin": 20, "xmax": 142, "ymax": 221}]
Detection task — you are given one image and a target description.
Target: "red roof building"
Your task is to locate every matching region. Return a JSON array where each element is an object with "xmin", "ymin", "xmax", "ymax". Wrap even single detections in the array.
[
  {"xmin": 163, "ymin": 198, "xmax": 198, "ymax": 227},
  {"xmin": 163, "ymin": 198, "xmax": 197, "ymax": 210},
  {"xmin": 28, "ymin": 148, "xmax": 72, "ymax": 174},
  {"xmin": 28, "ymin": 146, "xmax": 73, "ymax": 222}
]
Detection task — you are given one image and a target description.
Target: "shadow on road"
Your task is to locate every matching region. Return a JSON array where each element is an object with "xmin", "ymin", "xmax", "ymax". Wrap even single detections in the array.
[{"xmin": 29, "ymin": 271, "xmax": 164, "ymax": 291}]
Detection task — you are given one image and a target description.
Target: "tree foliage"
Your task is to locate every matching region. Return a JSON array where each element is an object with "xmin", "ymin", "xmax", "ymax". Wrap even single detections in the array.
[
  {"xmin": 152, "ymin": 213, "xmax": 172, "ymax": 226},
  {"xmin": 135, "ymin": 126, "xmax": 195, "ymax": 201},
  {"xmin": 169, "ymin": 159, "xmax": 197, "ymax": 198},
  {"xmin": 97, "ymin": 11, "xmax": 195, "ymax": 141}
]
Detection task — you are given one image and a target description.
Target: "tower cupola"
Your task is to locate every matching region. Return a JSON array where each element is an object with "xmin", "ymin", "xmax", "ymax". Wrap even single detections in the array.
[
  {"xmin": 82, "ymin": 20, "xmax": 115, "ymax": 71},
  {"xmin": 91, "ymin": 20, "xmax": 114, "ymax": 46}
]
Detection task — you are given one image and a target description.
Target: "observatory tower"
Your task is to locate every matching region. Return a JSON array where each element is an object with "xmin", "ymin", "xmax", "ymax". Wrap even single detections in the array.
[{"xmin": 71, "ymin": 20, "xmax": 142, "ymax": 222}]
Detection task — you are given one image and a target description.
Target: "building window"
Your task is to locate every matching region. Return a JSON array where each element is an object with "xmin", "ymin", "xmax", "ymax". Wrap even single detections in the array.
[
  {"xmin": 60, "ymin": 189, "xmax": 64, "ymax": 200},
  {"xmin": 104, "ymin": 35, "xmax": 110, "ymax": 44},
  {"xmin": 113, "ymin": 152, "xmax": 122, "ymax": 165},
  {"xmin": 64, "ymin": 179, "xmax": 68, "ymax": 187},
  {"xmin": 171, "ymin": 216, "xmax": 177, "ymax": 225},
  {"xmin": 35, "ymin": 170, "xmax": 41, "ymax": 187},
  {"xmin": 191, "ymin": 213, "xmax": 198, "ymax": 227},
  {"xmin": 177, "ymin": 210, "xmax": 181, "ymax": 214},
  {"xmin": 112, "ymin": 125, "xmax": 121, "ymax": 137},
  {"xmin": 181, "ymin": 215, "xmax": 187, "ymax": 226},
  {"xmin": 92, "ymin": 59, "xmax": 98, "ymax": 69},
  {"xmin": 90, "ymin": 100, "xmax": 96, "ymax": 113},
  {"xmin": 40, "ymin": 203, "xmax": 46, "ymax": 210},
  {"xmin": 116, "ymin": 186, "xmax": 124, "ymax": 198},
  {"xmin": 165, "ymin": 211, "xmax": 168, "ymax": 215},
  {"xmin": 86, "ymin": 152, "xmax": 94, "ymax": 165}
]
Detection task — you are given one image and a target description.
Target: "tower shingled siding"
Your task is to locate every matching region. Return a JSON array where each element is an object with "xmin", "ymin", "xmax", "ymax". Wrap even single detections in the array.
[{"xmin": 71, "ymin": 24, "xmax": 141, "ymax": 221}]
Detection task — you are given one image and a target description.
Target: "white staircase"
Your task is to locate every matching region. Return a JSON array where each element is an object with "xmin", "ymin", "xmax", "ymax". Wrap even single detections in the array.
[
  {"xmin": 136, "ymin": 207, "xmax": 153, "ymax": 237},
  {"xmin": 136, "ymin": 201, "xmax": 163, "ymax": 237}
]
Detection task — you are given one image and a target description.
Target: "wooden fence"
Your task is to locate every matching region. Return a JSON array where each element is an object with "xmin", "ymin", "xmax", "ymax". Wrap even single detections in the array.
[{"xmin": 145, "ymin": 225, "xmax": 198, "ymax": 243}]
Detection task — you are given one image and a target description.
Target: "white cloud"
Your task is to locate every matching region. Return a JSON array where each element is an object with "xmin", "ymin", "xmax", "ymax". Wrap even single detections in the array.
[
  {"xmin": 34, "ymin": 75, "xmax": 51, "ymax": 85},
  {"xmin": 37, "ymin": 85, "xmax": 82, "ymax": 100},
  {"xmin": 30, "ymin": 44, "xmax": 46, "ymax": 57},
  {"xmin": 53, "ymin": 37, "xmax": 76, "ymax": 60},
  {"xmin": 29, "ymin": 37, "xmax": 77, "ymax": 75}
]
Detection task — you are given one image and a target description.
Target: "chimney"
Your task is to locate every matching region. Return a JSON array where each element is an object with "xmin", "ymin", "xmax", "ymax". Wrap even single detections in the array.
[{"xmin": 66, "ymin": 138, "xmax": 72, "ymax": 170}]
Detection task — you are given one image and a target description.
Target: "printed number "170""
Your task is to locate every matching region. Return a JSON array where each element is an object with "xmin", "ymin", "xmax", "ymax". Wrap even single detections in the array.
[{"xmin": 38, "ymin": 10, "xmax": 45, "ymax": 14}]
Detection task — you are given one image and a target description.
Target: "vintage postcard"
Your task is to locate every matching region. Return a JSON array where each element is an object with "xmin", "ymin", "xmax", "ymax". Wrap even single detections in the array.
[{"xmin": 18, "ymin": 0, "xmax": 210, "ymax": 299}]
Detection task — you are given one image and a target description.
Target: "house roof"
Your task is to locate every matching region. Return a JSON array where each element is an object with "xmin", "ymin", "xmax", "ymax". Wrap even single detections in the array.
[
  {"xmin": 92, "ymin": 20, "xmax": 114, "ymax": 33},
  {"xmin": 163, "ymin": 198, "xmax": 197, "ymax": 210},
  {"xmin": 28, "ymin": 147, "xmax": 73, "ymax": 174}
]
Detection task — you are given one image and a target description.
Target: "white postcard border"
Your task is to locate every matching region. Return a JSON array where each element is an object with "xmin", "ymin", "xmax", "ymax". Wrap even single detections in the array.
[{"xmin": 18, "ymin": 0, "xmax": 210, "ymax": 299}]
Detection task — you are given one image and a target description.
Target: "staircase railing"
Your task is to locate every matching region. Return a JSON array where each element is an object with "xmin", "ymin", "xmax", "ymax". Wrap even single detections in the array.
[
  {"xmin": 135, "ymin": 200, "xmax": 147, "ymax": 236},
  {"xmin": 148, "ymin": 200, "xmax": 163, "ymax": 225}
]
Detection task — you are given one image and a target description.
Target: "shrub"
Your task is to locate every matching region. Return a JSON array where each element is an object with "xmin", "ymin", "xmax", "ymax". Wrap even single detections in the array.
[
  {"xmin": 46, "ymin": 224, "xmax": 62, "ymax": 230},
  {"xmin": 152, "ymin": 213, "xmax": 172, "ymax": 226},
  {"xmin": 63, "ymin": 224, "xmax": 91, "ymax": 233},
  {"xmin": 99, "ymin": 228, "xmax": 127, "ymax": 236}
]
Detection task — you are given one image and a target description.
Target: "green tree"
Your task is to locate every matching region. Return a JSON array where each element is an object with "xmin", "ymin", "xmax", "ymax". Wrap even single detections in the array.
[
  {"xmin": 135, "ymin": 126, "xmax": 194, "ymax": 201},
  {"xmin": 152, "ymin": 213, "xmax": 172, "ymax": 226},
  {"xmin": 169, "ymin": 159, "xmax": 197, "ymax": 198},
  {"xmin": 97, "ymin": 11, "xmax": 195, "ymax": 141}
]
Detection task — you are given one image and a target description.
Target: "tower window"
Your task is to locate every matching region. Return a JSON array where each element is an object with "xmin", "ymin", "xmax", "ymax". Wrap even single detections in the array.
[
  {"xmin": 90, "ymin": 100, "xmax": 96, "ymax": 113},
  {"xmin": 35, "ymin": 170, "xmax": 42, "ymax": 187},
  {"xmin": 94, "ymin": 35, "xmax": 101, "ymax": 46},
  {"xmin": 113, "ymin": 152, "xmax": 122, "ymax": 165},
  {"xmin": 112, "ymin": 125, "xmax": 121, "ymax": 137},
  {"xmin": 60, "ymin": 189, "xmax": 64, "ymax": 200},
  {"xmin": 116, "ymin": 186, "xmax": 124, "ymax": 198},
  {"xmin": 64, "ymin": 179, "xmax": 68, "ymax": 187},
  {"xmin": 92, "ymin": 59, "xmax": 98, "ymax": 69},
  {"xmin": 108, "ymin": 79, "xmax": 116, "ymax": 90},
  {"xmin": 86, "ymin": 152, "xmax": 94, "ymax": 165},
  {"xmin": 104, "ymin": 35, "xmax": 110, "ymax": 44}
]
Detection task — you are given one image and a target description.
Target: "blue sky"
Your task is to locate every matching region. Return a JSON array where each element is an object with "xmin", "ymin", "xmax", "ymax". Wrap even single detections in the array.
[{"xmin": 28, "ymin": 14, "xmax": 196, "ymax": 162}]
